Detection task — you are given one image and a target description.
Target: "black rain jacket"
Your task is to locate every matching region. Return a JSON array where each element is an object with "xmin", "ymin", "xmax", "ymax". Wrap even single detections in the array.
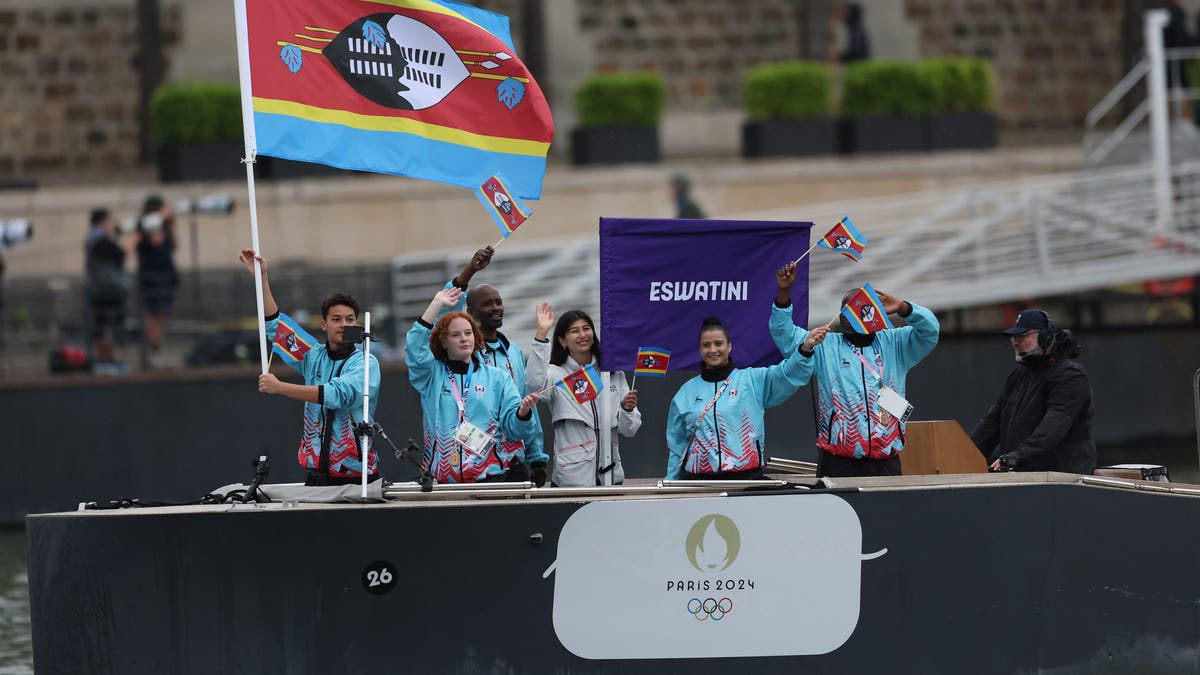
[{"xmin": 969, "ymin": 330, "xmax": 1097, "ymax": 474}]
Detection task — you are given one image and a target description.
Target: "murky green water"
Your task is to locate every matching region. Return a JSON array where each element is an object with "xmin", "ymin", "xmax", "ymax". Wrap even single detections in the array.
[{"xmin": 0, "ymin": 531, "xmax": 32, "ymax": 675}]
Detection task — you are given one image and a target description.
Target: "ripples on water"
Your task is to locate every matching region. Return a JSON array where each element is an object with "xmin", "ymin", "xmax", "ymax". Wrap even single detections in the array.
[{"xmin": 0, "ymin": 531, "xmax": 31, "ymax": 675}]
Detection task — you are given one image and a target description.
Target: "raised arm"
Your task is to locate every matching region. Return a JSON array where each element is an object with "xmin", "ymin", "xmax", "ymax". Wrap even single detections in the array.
[
  {"xmin": 874, "ymin": 290, "xmax": 940, "ymax": 369},
  {"xmin": 770, "ymin": 262, "xmax": 808, "ymax": 354},
  {"xmin": 239, "ymin": 248, "xmax": 278, "ymax": 317},
  {"xmin": 452, "ymin": 246, "xmax": 494, "ymax": 289},
  {"xmin": 525, "ymin": 301, "xmax": 555, "ymax": 392}
]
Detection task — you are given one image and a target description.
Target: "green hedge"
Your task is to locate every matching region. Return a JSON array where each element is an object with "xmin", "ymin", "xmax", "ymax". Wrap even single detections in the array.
[
  {"xmin": 573, "ymin": 72, "xmax": 666, "ymax": 128},
  {"xmin": 150, "ymin": 82, "xmax": 243, "ymax": 145},
  {"xmin": 742, "ymin": 61, "xmax": 831, "ymax": 121},
  {"xmin": 841, "ymin": 60, "xmax": 932, "ymax": 118},
  {"xmin": 917, "ymin": 57, "xmax": 994, "ymax": 113}
]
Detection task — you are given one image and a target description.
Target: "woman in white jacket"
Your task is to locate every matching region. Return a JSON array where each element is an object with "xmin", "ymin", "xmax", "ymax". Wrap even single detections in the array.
[{"xmin": 526, "ymin": 302, "xmax": 641, "ymax": 486}]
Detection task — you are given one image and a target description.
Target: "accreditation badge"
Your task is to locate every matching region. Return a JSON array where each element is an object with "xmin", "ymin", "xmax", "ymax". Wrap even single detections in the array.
[
  {"xmin": 877, "ymin": 386, "xmax": 913, "ymax": 424},
  {"xmin": 454, "ymin": 420, "xmax": 494, "ymax": 456}
]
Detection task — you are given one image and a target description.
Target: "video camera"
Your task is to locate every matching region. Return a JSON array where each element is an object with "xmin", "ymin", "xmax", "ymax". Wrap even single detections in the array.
[
  {"xmin": 0, "ymin": 218, "xmax": 32, "ymax": 249},
  {"xmin": 173, "ymin": 193, "xmax": 235, "ymax": 215}
]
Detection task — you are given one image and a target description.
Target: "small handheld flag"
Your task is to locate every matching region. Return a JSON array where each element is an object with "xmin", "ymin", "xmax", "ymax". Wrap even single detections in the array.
[
  {"xmin": 271, "ymin": 313, "xmax": 317, "ymax": 364},
  {"xmin": 557, "ymin": 364, "xmax": 602, "ymax": 404},
  {"xmin": 840, "ymin": 283, "xmax": 894, "ymax": 334},
  {"xmin": 817, "ymin": 217, "xmax": 868, "ymax": 262},
  {"xmin": 477, "ymin": 174, "xmax": 531, "ymax": 246},
  {"xmin": 634, "ymin": 347, "xmax": 670, "ymax": 377}
]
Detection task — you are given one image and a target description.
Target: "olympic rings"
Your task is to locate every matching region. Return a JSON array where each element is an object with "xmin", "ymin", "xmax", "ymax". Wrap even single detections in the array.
[{"xmin": 687, "ymin": 597, "xmax": 733, "ymax": 621}]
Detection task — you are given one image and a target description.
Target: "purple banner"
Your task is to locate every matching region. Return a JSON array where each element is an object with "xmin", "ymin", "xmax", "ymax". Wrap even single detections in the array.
[{"xmin": 599, "ymin": 218, "xmax": 811, "ymax": 372}]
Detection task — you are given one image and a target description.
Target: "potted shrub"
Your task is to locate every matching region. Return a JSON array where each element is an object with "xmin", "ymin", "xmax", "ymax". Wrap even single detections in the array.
[
  {"xmin": 151, "ymin": 83, "xmax": 245, "ymax": 183},
  {"xmin": 571, "ymin": 72, "xmax": 665, "ymax": 165},
  {"xmin": 741, "ymin": 61, "xmax": 835, "ymax": 158},
  {"xmin": 918, "ymin": 57, "xmax": 997, "ymax": 150},
  {"xmin": 839, "ymin": 60, "xmax": 931, "ymax": 153}
]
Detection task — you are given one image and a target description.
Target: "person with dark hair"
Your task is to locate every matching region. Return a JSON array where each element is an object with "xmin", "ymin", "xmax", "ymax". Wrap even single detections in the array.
[
  {"xmin": 771, "ymin": 262, "xmax": 939, "ymax": 478},
  {"xmin": 85, "ymin": 208, "xmax": 134, "ymax": 371},
  {"xmin": 670, "ymin": 173, "xmax": 706, "ymax": 220},
  {"xmin": 665, "ymin": 314, "xmax": 813, "ymax": 480},
  {"xmin": 526, "ymin": 302, "xmax": 641, "ymax": 486},
  {"xmin": 838, "ymin": 2, "xmax": 870, "ymax": 63},
  {"xmin": 135, "ymin": 195, "xmax": 179, "ymax": 367},
  {"xmin": 436, "ymin": 245, "xmax": 549, "ymax": 485},
  {"xmin": 407, "ymin": 286, "xmax": 539, "ymax": 484},
  {"xmin": 240, "ymin": 249, "xmax": 381, "ymax": 486},
  {"xmin": 970, "ymin": 309, "xmax": 1096, "ymax": 474}
]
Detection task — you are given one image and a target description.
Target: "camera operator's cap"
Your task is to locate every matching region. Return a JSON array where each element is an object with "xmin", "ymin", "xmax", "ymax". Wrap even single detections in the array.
[{"xmin": 1002, "ymin": 309, "xmax": 1051, "ymax": 335}]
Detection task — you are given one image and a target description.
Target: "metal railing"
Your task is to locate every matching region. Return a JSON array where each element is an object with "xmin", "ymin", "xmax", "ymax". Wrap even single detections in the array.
[{"xmin": 387, "ymin": 161, "xmax": 1200, "ymax": 337}]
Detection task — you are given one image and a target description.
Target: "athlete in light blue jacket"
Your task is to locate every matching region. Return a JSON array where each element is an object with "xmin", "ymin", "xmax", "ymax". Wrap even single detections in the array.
[
  {"xmin": 665, "ymin": 315, "xmax": 814, "ymax": 480},
  {"xmin": 407, "ymin": 287, "xmax": 539, "ymax": 484},
  {"xmin": 438, "ymin": 246, "xmax": 549, "ymax": 485},
  {"xmin": 241, "ymin": 249, "xmax": 381, "ymax": 485},
  {"xmin": 770, "ymin": 262, "xmax": 939, "ymax": 477}
]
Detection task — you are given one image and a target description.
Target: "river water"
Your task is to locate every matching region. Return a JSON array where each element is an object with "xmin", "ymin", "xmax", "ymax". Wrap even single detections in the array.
[
  {"xmin": 0, "ymin": 531, "xmax": 31, "ymax": 675},
  {"xmin": 1, "ymin": 443, "xmax": 1196, "ymax": 672}
]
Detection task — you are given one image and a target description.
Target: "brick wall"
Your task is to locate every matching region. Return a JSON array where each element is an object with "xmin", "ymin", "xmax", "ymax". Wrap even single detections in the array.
[
  {"xmin": 574, "ymin": 0, "xmax": 822, "ymax": 109},
  {"xmin": 0, "ymin": 3, "xmax": 180, "ymax": 178},
  {"xmin": 903, "ymin": 0, "xmax": 1127, "ymax": 129}
]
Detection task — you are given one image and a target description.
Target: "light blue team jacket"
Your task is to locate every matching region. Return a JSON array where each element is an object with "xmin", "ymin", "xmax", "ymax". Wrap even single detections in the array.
[
  {"xmin": 406, "ymin": 320, "xmax": 537, "ymax": 483},
  {"xmin": 265, "ymin": 313, "xmax": 381, "ymax": 477},
  {"xmin": 665, "ymin": 346, "xmax": 812, "ymax": 480},
  {"xmin": 769, "ymin": 301, "xmax": 939, "ymax": 459}
]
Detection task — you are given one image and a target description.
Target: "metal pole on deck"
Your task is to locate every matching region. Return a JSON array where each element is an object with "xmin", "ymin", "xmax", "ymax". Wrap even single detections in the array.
[
  {"xmin": 361, "ymin": 311, "xmax": 373, "ymax": 500},
  {"xmin": 1145, "ymin": 9, "xmax": 1174, "ymax": 236}
]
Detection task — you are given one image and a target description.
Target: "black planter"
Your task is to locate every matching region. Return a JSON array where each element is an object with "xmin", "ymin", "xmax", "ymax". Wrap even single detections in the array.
[
  {"xmin": 838, "ymin": 115, "xmax": 926, "ymax": 154},
  {"xmin": 157, "ymin": 141, "xmax": 246, "ymax": 183},
  {"xmin": 265, "ymin": 157, "xmax": 357, "ymax": 180},
  {"xmin": 924, "ymin": 111, "xmax": 997, "ymax": 151},
  {"xmin": 570, "ymin": 126, "xmax": 659, "ymax": 165},
  {"xmin": 741, "ymin": 119, "xmax": 837, "ymax": 158}
]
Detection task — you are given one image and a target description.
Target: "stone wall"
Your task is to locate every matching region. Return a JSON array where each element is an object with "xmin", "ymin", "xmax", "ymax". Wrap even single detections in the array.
[
  {"xmin": 902, "ymin": 0, "xmax": 1127, "ymax": 130},
  {"xmin": 0, "ymin": 1, "xmax": 180, "ymax": 178},
  {"xmin": 572, "ymin": 0, "xmax": 825, "ymax": 110}
]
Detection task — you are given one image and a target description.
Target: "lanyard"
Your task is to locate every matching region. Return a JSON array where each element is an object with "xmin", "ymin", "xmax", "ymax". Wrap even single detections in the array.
[
  {"xmin": 482, "ymin": 345, "xmax": 516, "ymax": 380},
  {"xmin": 852, "ymin": 346, "xmax": 883, "ymax": 383},
  {"xmin": 692, "ymin": 376, "xmax": 733, "ymax": 435},
  {"xmin": 446, "ymin": 364, "xmax": 473, "ymax": 420}
]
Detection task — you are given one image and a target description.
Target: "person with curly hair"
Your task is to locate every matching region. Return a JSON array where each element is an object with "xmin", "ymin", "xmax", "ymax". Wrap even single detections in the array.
[{"xmin": 406, "ymin": 287, "xmax": 540, "ymax": 484}]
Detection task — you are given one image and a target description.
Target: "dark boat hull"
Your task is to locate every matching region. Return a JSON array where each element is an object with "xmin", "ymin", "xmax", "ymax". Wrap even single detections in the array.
[{"xmin": 26, "ymin": 476, "xmax": 1200, "ymax": 673}]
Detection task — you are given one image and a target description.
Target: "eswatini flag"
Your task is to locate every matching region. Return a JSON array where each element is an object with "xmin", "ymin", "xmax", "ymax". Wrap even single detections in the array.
[
  {"xmin": 558, "ymin": 364, "xmax": 602, "ymax": 404},
  {"xmin": 240, "ymin": 0, "xmax": 554, "ymax": 198},
  {"xmin": 840, "ymin": 283, "xmax": 894, "ymax": 334},
  {"xmin": 817, "ymin": 217, "xmax": 868, "ymax": 261},
  {"xmin": 476, "ymin": 174, "xmax": 530, "ymax": 237},
  {"xmin": 633, "ymin": 347, "xmax": 670, "ymax": 377},
  {"xmin": 272, "ymin": 313, "xmax": 318, "ymax": 364}
]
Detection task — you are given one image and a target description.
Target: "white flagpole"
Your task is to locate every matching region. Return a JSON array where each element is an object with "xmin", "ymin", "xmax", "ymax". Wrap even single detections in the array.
[
  {"xmin": 234, "ymin": 0, "xmax": 269, "ymax": 374},
  {"xmin": 599, "ymin": 372, "xmax": 612, "ymax": 486},
  {"xmin": 361, "ymin": 312, "xmax": 373, "ymax": 500}
]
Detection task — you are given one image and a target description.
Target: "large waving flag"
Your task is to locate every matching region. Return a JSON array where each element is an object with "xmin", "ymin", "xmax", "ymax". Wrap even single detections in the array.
[
  {"xmin": 272, "ymin": 312, "xmax": 318, "ymax": 364},
  {"xmin": 557, "ymin": 364, "xmax": 602, "ymax": 404},
  {"xmin": 817, "ymin": 217, "xmax": 868, "ymax": 261},
  {"xmin": 840, "ymin": 283, "xmax": 894, "ymax": 334},
  {"xmin": 241, "ymin": 0, "xmax": 554, "ymax": 198}
]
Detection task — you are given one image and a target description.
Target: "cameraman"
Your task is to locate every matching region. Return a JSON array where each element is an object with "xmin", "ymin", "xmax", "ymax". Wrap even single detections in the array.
[
  {"xmin": 970, "ymin": 309, "xmax": 1096, "ymax": 474},
  {"xmin": 85, "ymin": 209, "xmax": 133, "ymax": 369}
]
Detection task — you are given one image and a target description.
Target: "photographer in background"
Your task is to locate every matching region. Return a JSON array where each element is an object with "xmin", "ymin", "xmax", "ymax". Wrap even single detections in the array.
[
  {"xmin": 970, "ymin": 309, "xmax": 1097, "ymax": 475},
  {"xmin": 135, "ymin": 195, "xmax": 179, "ymax": 368},
  {"xmin": 85, "ymin": 209, "xmax": 133, "ymax": 372}
]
